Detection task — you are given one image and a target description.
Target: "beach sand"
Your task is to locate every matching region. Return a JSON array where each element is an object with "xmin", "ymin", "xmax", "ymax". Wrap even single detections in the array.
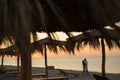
[{"xmin": 0, "ymin": 65, "xmax": 120, "ymax": 80}]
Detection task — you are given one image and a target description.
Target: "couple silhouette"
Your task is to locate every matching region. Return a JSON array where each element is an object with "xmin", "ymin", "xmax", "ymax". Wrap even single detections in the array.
[{"xmin": 82, "ymin": 58, "xmax": 89, "ymax": 75}]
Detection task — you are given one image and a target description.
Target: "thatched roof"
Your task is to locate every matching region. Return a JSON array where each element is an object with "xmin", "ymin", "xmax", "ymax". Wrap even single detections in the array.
[
  {"xmin": 66, "ymin": 28, "xmax": 120, "ymax": 52},
  {"xmin": 0, "ymin": 45, "xmax": 17, "ymax": 56},
  {"xmin": 0, "ymin": 38, "xmax": 66, "ymax": 55},
  {"xmin": 0, "ymin": 0, "xmax": 120, "ymax": 38},
  {"xmin": 31, "ymin": 38, "xmax": 66, "ymax": 53},
  {"xmin": 31, "ymin": 0, "xmax": 120, "ymax": 32},
  {"xmin": 1, "ymin": 28, "xmax": 120, "ymax": 55}
]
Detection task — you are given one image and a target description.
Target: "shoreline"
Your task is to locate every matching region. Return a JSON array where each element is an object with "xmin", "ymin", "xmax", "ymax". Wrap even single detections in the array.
[{"xmin": 0, "ymin": 65, "xmax": 120, "ymax": 80}]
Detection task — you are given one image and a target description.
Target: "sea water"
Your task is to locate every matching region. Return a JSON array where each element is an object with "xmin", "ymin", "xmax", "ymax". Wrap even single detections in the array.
[{"xmin": 1, "ymin": 55, "xmax": 120, "ymax": 73}]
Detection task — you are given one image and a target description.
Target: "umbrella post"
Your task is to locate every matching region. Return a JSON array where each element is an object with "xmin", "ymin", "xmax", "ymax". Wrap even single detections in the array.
[
  {"xmin": 17, "ymin": 54, "xmax": 20, "ymax": 73},
  {"xmin": 44, "ymin": 43, "xmax": 48, "ymax": 78},
  {"xmin": 1, "ymin": 53, "xmax": 4, "ymax": 70},
  {"xmin": 101, "ymin": 37, "xmax": 106, "ymax": 77}
]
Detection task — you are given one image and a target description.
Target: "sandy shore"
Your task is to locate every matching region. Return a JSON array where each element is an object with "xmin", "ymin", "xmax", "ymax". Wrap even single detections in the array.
[{"xmin": 0, "ymin": 65, "xmax": 120, "ymax": 80}]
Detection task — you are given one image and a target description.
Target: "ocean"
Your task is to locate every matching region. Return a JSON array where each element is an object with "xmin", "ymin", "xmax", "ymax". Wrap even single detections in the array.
[{"xmin": 1, "ymin": 55, "xmax": 120, "ymax": 74}]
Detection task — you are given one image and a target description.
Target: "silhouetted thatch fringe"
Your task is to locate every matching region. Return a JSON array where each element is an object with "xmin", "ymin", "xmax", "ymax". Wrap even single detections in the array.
[
  {"xmin": 100, "ymin": 29, "xmax": 120, "ymax": 49},
  {"xmin": 0, "ymin": 38, "xmax": 67, "ymax": 55},
  {"xmin": 66, "ymin": 28, "xmax": 120, "ymax": 52},
  {"xmin": 31, "ymin": 37, "xmax": 66, "ymax": 54},
  {"xmin": 0, "ymin": 45, "xmax": 17, "ymax": 56}
]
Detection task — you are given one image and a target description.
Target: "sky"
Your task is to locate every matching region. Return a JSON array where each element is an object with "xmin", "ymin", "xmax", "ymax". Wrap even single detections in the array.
[{"xmin": 32, "ymin": 32, "xmax": 82, "ymax": 41}]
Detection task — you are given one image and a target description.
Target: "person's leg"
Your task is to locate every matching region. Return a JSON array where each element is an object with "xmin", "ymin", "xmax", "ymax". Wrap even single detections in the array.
[
  {"xmin": 86, "ymin": 68, "xmax": 89, "ymax": 75},
  {"xmin": 85, "ymin": 68, "xmax": 87, "ymax": 75},
  {"xmin": 82, "ymin": 66, "xmax": 85, "ymax": 75}
]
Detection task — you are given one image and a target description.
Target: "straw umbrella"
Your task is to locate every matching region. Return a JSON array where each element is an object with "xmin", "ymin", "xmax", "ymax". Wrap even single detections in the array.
[
  {"xmin": 0, "ymin": 49, "xmax": 6, "ymax": 71},
  {"xmin": 32, "ymin": 37, "xmax": 66, "ymax": 78},
  {"xmin": 66, "ymin": 29, "xmax": 120, "ymax": 77},
  {"xmin": 0, "ymin": 45, "xmax": 17, "ymax": 71},
  {"xmin": 0, "ymin": 38, "xmax": 66, "ymax": 78},
  {"xmin": 1, "ymin": 0, "xmax": 120, "ymax": 80}
]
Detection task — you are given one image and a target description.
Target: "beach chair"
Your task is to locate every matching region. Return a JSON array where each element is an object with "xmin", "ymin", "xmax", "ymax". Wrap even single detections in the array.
[
  {"xmin": 47, "ymin": 66, "xmax": 55, "ymax": 70},
  {"xmin": 93, "ymin": 74, "xmax": 109, "ymax": 80},
  {"xmin": 5, "ymin": 71, "xmax": 19, "ymax": 76},
  {"xmin": 56, "ymin": 69, "xmax": 67, "ymax": 76},
  {"xmin": 0, "ymin": 69, "xmax": 6, "ymax": 74},
  {"xmin": 32, "ymin": 73, "xmax": 46, "ymax": 78},
  {"xmin": 36, "ymin": 76, "xmax": 68, "ymax": 80},
  {"xmin": 56, "ymin": 69, "xmax": 79, "ymax": 77}
]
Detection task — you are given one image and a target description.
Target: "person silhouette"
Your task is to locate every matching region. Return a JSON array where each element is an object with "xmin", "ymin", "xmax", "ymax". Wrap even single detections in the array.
[
  {"xmin": 82, "ymin": 59, "xmax": 85, "ymax": 75},
  {"xmin": 82, "ymin": 58, "xmax": 89, "ymax": 75}
]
